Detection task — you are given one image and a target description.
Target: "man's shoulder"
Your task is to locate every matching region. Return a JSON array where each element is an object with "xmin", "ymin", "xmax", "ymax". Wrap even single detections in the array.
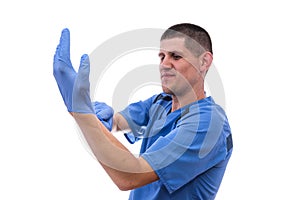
[{"xmin": 179, "ymin": 96, "xmax": 227, "ymax": 124}]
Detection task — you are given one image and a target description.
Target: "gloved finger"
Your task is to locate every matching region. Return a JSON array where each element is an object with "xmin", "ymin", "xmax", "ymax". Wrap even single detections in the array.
[
  {"xmin": 99, "ymin": 115, "xmax": 113, "ymax": 131},
  {"xmin": 98, "ymin": 108, "xmax": 114, "ymax": 120},
  {"xmin": 107, "ymin": 117, "xmax": 113, "ymax": 128},
  {"xmin": 93, "ymin": 102, "xmax": 114, "ymax": 119},
  {"xmin": 58, "ymin": 28, "xmax": 71, "ymax": 60},
  {"xmin": 101, "ymin": 120, "xmax": 112, "ymax": 131},
  {"xmin": 53, "ymin": 28, "xmax": 73, "ymax": 73},
  {"xmin": 93, "ymin": 101, "xmax": 111, "ymax": 111}
]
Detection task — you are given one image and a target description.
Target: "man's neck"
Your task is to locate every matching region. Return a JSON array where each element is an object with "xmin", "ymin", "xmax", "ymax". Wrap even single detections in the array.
[{"xmin": 171, "ymin": 90, "xmax": 206, "ymax": 112}]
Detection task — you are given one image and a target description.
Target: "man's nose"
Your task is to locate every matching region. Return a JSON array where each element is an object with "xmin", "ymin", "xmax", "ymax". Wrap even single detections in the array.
[{"xmin": 160, "ymin": 56, "xmax": 172, "ymax": 69}]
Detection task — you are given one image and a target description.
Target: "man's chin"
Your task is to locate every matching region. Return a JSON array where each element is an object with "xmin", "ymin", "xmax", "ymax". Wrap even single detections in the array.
[{"xmin": 162, "ymin": 86, "xmax": 174, "ymax": 95}]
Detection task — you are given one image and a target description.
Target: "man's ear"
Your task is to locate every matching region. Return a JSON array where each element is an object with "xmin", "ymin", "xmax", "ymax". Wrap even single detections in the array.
[{"xmin": 199, "ymin": 52, "xmax": 213, "ymax": 74}]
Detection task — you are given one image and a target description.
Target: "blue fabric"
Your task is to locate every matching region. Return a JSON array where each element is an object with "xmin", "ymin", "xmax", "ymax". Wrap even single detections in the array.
[{"xmin": 119, "ymin": 93, "xmax": 232, "ymax": 200}]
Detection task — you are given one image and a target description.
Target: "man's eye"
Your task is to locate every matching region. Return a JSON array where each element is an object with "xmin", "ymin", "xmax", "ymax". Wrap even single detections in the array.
[
  {"xmin": 172, "ymin": 54, "xmax": 181, "ymax": 60},
  {"xmin": 159, "ymin": 56, "xmax": 165, "ymax": 62}
]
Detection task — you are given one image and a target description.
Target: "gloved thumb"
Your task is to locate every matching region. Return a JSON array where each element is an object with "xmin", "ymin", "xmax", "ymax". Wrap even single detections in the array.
[
  {"xmin": 72, "ymin": 54, "xmax": 94, "ymax": 113},
  {"xmin": 77, "ymin": 54, "xmax": 90, "ymax": 83}
]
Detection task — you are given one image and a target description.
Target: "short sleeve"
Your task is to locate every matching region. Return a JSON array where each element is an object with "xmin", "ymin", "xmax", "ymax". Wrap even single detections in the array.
[
  {"xmin": 141, "ymin": 103, "xmax": 230, "ymax": 193},
  {"xmin": 119, "ymin": 94, "xmax": 158, "ymax": 139}
]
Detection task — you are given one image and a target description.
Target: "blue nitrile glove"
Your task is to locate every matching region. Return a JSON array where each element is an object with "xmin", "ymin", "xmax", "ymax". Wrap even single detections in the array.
[
  {"xmin": 93, "ymin": 102, "xmax": 114, "ymax": 131},
  {"xmin": 53, "ymin": 28, "xmax": 94, "ymax": 113}
]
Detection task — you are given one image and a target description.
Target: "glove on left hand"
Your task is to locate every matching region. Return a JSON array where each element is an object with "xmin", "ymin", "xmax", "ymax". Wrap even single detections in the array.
[{"xmin": 93, "ymin": 102, "xmax": 114, "ymax": 131}]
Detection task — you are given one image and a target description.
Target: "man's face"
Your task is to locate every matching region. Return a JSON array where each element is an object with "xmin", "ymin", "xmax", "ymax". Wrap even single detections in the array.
[{"xmin": 159, "ymin": 37, "xmax": 203, "ymax": 96}]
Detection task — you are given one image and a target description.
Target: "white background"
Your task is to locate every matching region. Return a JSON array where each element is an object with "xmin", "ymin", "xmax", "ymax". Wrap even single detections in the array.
[{"xmin": 1, "ymin": 0, "xmax": 299, "ymax": 199}]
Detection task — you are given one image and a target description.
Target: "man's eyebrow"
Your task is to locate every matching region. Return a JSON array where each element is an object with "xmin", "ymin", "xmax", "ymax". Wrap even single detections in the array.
[
  {"xmin": 169, "ymin": 50, "xmax": 184, "ymax": 56},
  {"xmin": 158, "ymin": 50, "xmax": 184, "ymax": 57}
]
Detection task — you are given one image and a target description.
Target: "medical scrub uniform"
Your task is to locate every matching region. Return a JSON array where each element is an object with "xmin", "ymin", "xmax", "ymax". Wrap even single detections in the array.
[{"xmin": 119, "ymin": 93, "xmax": 233, "ymax": 200}]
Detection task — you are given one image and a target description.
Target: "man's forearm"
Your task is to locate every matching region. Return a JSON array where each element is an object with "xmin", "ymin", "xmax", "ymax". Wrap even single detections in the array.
[{"xmin": 72, "ymin": 113, "xmax": 157, "ymax": 190}]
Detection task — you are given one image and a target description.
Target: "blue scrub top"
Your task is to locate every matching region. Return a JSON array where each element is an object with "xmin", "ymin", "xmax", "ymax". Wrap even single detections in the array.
[{"xmin": 119, "ymin": 93, "xmax": 233, "ymax": 200}]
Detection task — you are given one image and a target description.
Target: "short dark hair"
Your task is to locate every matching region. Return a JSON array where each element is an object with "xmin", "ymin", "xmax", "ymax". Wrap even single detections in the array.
[{"xmin": 161, "ymin": 23, "xmax": 213, "ymax": 56}]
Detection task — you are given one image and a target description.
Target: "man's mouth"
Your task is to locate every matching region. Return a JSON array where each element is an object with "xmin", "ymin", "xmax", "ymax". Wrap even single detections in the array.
[{"xmin": 161, "ymin": 73, "xmax": 175, "ymax": 79}]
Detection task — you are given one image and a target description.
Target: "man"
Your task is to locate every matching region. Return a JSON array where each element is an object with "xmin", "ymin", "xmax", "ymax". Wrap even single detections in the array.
[{"xmin": 53, "ymin": 23, "xmax": 233, "ymax": 199}]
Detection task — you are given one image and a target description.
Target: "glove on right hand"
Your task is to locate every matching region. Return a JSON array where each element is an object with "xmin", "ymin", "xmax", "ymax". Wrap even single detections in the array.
[{"xmin": 53, "ymin": 28, "xmax": 94, "ymax": 114}]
